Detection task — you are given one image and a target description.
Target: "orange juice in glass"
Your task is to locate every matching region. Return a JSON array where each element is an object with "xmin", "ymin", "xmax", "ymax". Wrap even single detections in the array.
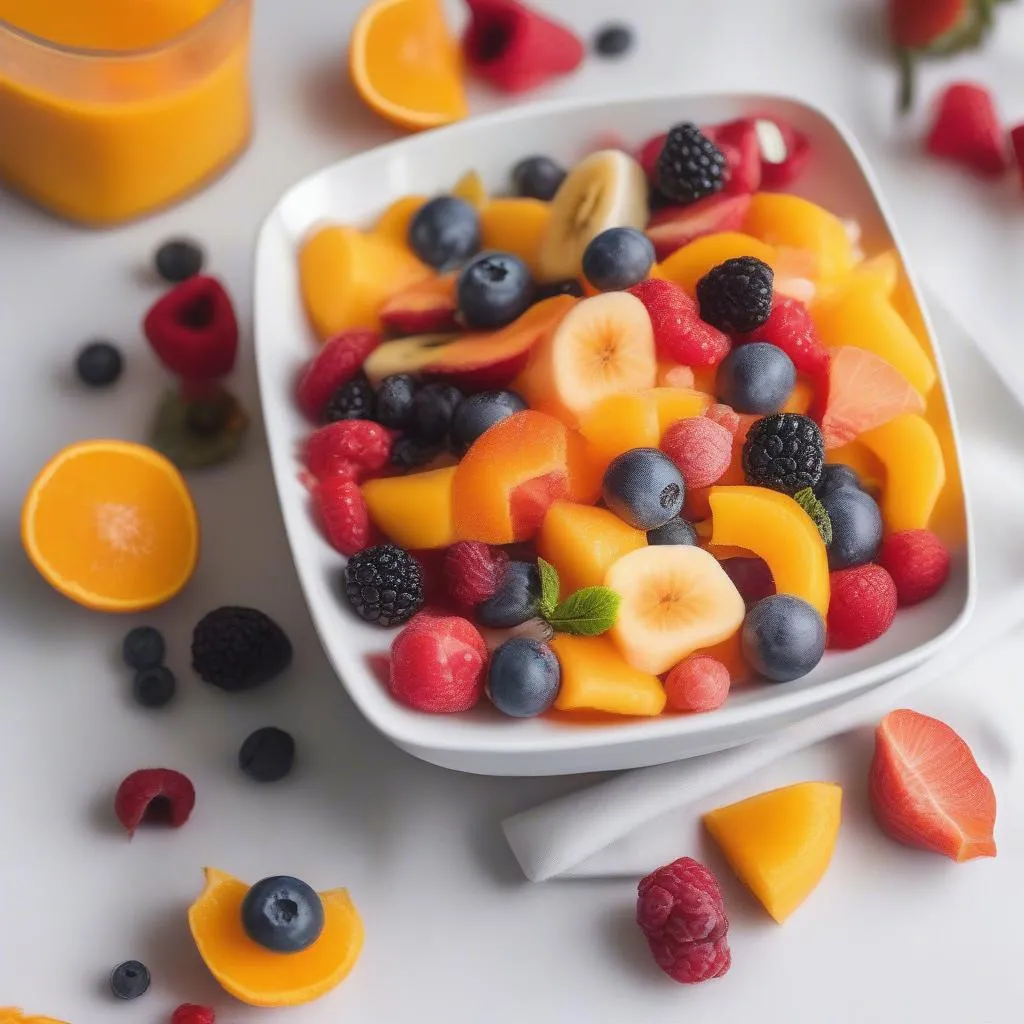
[{"xmin": 0, "ymin": 0, "xmax": 252, "ymax": 226}]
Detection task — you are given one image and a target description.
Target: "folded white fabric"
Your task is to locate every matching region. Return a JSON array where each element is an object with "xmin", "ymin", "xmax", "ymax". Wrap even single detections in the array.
[{"xmin": 503, "ymin": 292, "xmax": 1024, "ymax": 883}]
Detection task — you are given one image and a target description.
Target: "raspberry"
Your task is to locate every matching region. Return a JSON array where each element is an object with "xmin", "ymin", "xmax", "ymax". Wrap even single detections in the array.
[
  {"xmin": 721, "ymin": 556, "xmax": 775, "ymax": 607},
  {"xmin": 664, "ymin": 656, "xmax": 730, "ymax": 712},
  {"xmin": 304, "ymin": 420, "xmax": 392, "ymax": 481},
  {"xmin": 636, "ymin": 856, "xmax": 731, "ymax": 984},
  {"xmin": 879, "ymin": 529, "xmax": 951, "ymax": 607},
  {"xmin": 314, "ymin": 477, "xmax": 374, "ymax": 556},
  {"xmin": 741, "ymin": 296, "xmax": 829, "ymax": 379},
  {"xmin": 114, "ymin": 768, "xmax": 195, "ymax": 837},
  {"xmin": 172, "ymin": 1005, "xmax": 215, "ymax": 1024},
  {"xmin": 296, "ymin": 330, "xmax": 379, "ymax": 421},
  {"xmin": 926, "ymin": 82, "xmax": 1008, "ymax": 178},
  {"xmin": 443, "ymin": 542, "xmax": 510, "ymax": 609},
  {"xmin": 628, "ymin": 278, "xmax": 731, "ymax": 367},
  {"xmin": 660, "ymin": 417, "xmax": 733, "ymax": 489},
  {"xmin": 705, "ymin": 402, "xmax": 741, "ymax": 436},
  {"xmin": 389, "ymin": 614, "xmax": 488, "ymax": 712},
  {"xmin": 827, "ymin": 564, "xmax": 897, "ymax": 650}
]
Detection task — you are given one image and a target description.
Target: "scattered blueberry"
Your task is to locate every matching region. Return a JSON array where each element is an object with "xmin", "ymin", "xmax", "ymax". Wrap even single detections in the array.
[
  {"xmin": 324, "ymin": 374, "xmax": 375, "ymax": 422},
  {"xmin": 476, "ymin": 561, "xmax": 540, "ymax": 628},
  {"xmin": 390, "ymin": 435, "xmax": 442, "ymax": 470},
  {"xmin": 241, "ymin": 876, "xmax": 324, "ymax": 953},
  {"xmin": 534, "ymin": 278, "xmax": 585, "ymax": 301},
  {"xmin": 487, "ymin": 638, "xmax": 561, "ymax": 717},
  {"xmin": 512, "ymin": 155, "xmax": 567, "ymax": 201},
  {"xmin": 154, "ymin": 239, "xmax": 204, "ymax": 283},
  {"xmin": 581, "ymin": 227, "xmax": 655, "ymax": 291},
  {"xmin": 75, "ymin": 340, "xmax": 123, "ymax": 387},
  {"xmin": 110, "ymin": 960, "xmax": 151, "ymax": 1000},
  {"xmin": 602, "ymin": 448, "xmax": 685, "ymax": 531},
  {"xmin": 457, "ymin": 252, "xmax": 535, "ymax": 330},
  {"xmin": 646, "ymin": 517, "xmax": 698, "ymax": 546},
  {"xmin": 450, "ymin": 390, "xmax": 528, "ymax": 453},
  {"xmin": 410, "ymin": 382, "xmax": 463, "ymax": 443},
  {"xmin": 741, "ymin": 594, "xmax": 826, "ymax": 683},
  {"xmin": 408, "ymin": 196, "xmax": 481, "ymax": 271},
  {"xmin": 593, "ymin": 22, "xmax": 634, "ymax": 57},
  {"xmin": 132, "ymin": 666, "xmax": 176, "ymax": 708},
  {"xmin": 814, "ymin": 463, "xmax": 863, "ymax": 501},
  {"xmin": 239, "ymin": 726, "xmax": 295, "ymax": 783},
  {"xmin": 822, "ymin": 487, "xmax": 883, "ymax": 570},
  {"xmin": 716, "ymin": 342, "xmax": 795, "ymax": 414},
  {"xmin": 375, "ymin": 373, "xmax": 418, "ymax": 430},
  {"xmin": 122, "ymin": 625, "xmax": 166, "ymax": 670}
]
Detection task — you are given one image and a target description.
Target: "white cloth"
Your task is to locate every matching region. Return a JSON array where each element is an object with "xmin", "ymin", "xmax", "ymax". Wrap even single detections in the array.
[{"xmin": 504, "ymin": 291, "xmax": 1024, "ymax": 882}]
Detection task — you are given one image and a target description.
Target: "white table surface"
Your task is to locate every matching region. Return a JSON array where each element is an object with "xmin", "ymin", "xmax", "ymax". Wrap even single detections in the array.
[{"xmin": 4, "ymin": 0, "xmax": 1024, "ymax": 1020}]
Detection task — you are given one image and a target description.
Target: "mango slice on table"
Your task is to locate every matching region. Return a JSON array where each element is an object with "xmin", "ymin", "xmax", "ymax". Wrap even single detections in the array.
[
  {"xmin": 362, "ymin": 466, "xmax": 456, "ymax": 549},
  {"xmin": 552, "ymin": 634, "xmax": 666, "ymax": 717}
]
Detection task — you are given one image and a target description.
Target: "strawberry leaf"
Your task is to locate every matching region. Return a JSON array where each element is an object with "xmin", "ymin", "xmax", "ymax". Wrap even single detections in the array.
[
  {"xmin": 547, "ymin": 586, "xmax": 621, "ymax": 636},
  {"xmin": 537, "ymin": 557, "xmax": 560, "ymax": 619}
]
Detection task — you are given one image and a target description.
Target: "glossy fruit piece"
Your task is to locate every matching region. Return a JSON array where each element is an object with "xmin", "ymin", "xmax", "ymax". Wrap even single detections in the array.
[
  {"xmin": 579, "ymin": 392, "xmax": 660, "ymax": 468},
  {"xmin": 537, "ymin": 501, "xmax": 646, "ymax": 596},
  {"xmin": 851, "ymin": 249, "xmax": 900, "ymax": 296},
  {"xmin": 453, "ymin": 169, "xmax": 487, "ymax": 208},
  {"xmin": 552, "ymin": 634, "xmax": 666, "ymax": 716},
  {"xmin": 649, "ymin": 387, "xmax": 713, "ymax": 432},
  {"xmin": 21, "ymin": 441, "xmax": 199, "ymax": 612},
  {"xmin": 826, "ymin": 441, "xmax": 885, "ymax": 495},
  {"xmin": 708, "ymin": 486, "xmax": 829, "ymax": 617},
  {"xmin": 189, "ymin": 868, "xmax": 363, "ymax": 1007},
  {"xmin": 349, "ymin": 0, "xmax": 468, "ymax": 130},
  {"xmin": 361, "ymin": 467, "xmax": 456, "ymax": 549},
  {"xmin": 380, "ymin": 273, "xmax": 459, "ymax": 334},
  {"xmin": 480, "ymin": 198, "xmax": 552, "ymax": 276},
  {"xmin": 299, "ymin": 225, "xmax": 430, "ymax": 340},
  {"xmin": 923, "ymin": 393, "xmax": 967, "ymax": 546},
  {"xmin": 645, "ymin": 194, "xmax": 753, "ymax": 261},
  {"xmin": 656, "ymin": 232, "xmax": 777, "ymax": 297},
  {"xmin": 374, "ymin": 194, "xmax": 427, "ymax": 244},
  {"xmin": 703, "ymin": 782, "xmax": 842, "ymax": 923}
]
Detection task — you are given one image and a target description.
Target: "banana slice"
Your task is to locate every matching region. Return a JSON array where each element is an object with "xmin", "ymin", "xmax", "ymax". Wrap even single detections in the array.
[{"xmin": 536, "ymin": 150, "xmax": 648, "ymax": 282}]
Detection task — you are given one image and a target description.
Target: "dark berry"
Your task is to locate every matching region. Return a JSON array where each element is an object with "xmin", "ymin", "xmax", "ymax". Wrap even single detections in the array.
[
  {"xmin": 457, "ymin": 252, "xmax": 535, "ymax": 330},
  {"xmin": 154, "ymin": 239, "xmax": 204, "ymax": 283},
  {"xmin": 75, "ymin": 340, "xmax": 123, "ymax": 387},
  {"xmin": 534, "ymin": 278, "xmax": 585, "ymax": 301},
  {"xmin": 487, "ymin": 638, "xmax": 561, "ymax": 717},
  {"xmin": 241, "ymin": 876, "xmax": 324, "ymax": 954},
  {"xmin": 132, "ymin": 666, "xmax": 176, "ymax": 708},
  {"xmin": 582, "ymin": 227, "xmax": 655, "ymax": 291},
  {"xmin": 450, "ymin": 390, "xmax": 528, "ymax": 453},
  {"xmin": 375, "ymin": 373, "xmax": 418, "ymax": 430},
  {"xmin": 742, "ymin": 413, "xmax": 824, "ymax": 495},
  {"xmin": 657, "ymin": 123, "xmax": 727, "ymax": 205},
  {"xmin": 823, "ymin": 488, "xmax": 883, "ymax": 570},
  {"xmin": 390, "ymin": 435, "xmax": 442, "ymax": 470},
  {"xmin": 408, "ymin": 196, "xmax": 481, "ymax": 270},
  {"xmin": 239, "ymin": 726, "xmax": 295, "ymax": 782},
  {"xmin": 647, "ymin": 517, "xmax": 698, "ymax": 546},
  {"xmin": 815, "ymin": 463, "xmax": 863, "ymax": 500},
  {"xmin": 191, "ymin": 607, "xmax": 293, "ymax": 692},
  {"xmin": 122, "ymin": 625, "xmax": 165, "ymax": 670},
  {"xmin": 324, "ymin": 374, "xmax": 375, "ymax": 422},
  {"xmin": 110, "ymin": 960, "xmax": 151, "ymax": 1000},
  {"xmin": 742, "ymin": 594, "xmax": 826, "ymax": 682},
  {"xmin": 511, "ymin": 155, "xmax": 567, "ymax": 201},
  {"xmin": 114, "ymin": 768, "xmax": 195, "ymax": 836},
  {"xmin": 345, "ymin": 544, "xmax": 425, "ymax": 626},
  {"xmin": 593, "ymin": 22, "xmax": 634, "ymax": 57},
  {"xmin": 697, "ymin": 256, "xmax": 774, "ymax": 334},
  {"xmin": 603, "ymin": 448, "xmax": 685, "ymax": 531},
  {"xmin": 476, "ymin": 561, "xmax": 540, "ymax": 629},
  {"xmin": 410, "ymin": 382, "xmax": 463, "ymax": 443},
  {"xmin": 716, "ymin": 342, "xmax": 795, "ymax": 414}
]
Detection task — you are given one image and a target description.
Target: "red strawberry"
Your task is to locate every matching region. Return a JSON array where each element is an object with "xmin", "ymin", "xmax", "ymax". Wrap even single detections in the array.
[
  {"xmin": 1009, "ymin": 123, "xmax": 1024, "ymax": 190},
  {"xmin": 462, "ymin": 0, "xmax": 584, "ymax": 94},
  {"xmin": 755, "ymin": 117, "xmax": 812, "ymax": 189},
  {"xmin": 628, "ymin": 278, "xmax": 731, "ymax": 367},
  {"xmin": 314, "ymin": 476, "xmax": 374, "ymax": 555},
  {"xmin": 303, "ymin": 420, "xmax": 392, "ymax": 481},
  {"xmin": 926, "ymin": 82, "xmax": 1008, "ymax": 177},
  {"xmin": 879, "ymin": 529, "xmax": 951, "ymax": 606},
  {"xmin": 706, "ymin": 119, "xmax": 762, "ymax": 194},
  {"xmin": 869, "ymin": 708, "xmax": 997, "ymax": 862},
  {"xmin": 172, "ymin": 1006, "xmax": 215, "ymax": 1024},
  {"xmin": 740, "ymin": 296, "xmax": 829, "ymax": 379},
  {"xmin": 442, "ymin": 541, "xmax": 509, "ymax": 608},
  {"xmin": 636, "ymin": 132, "xmax": 668, "ymax": 184},
  {"xmin": 890, "ymin": 0, "xmax": 967, "ymax": 49},
  {"xmin": 645, "ymin": 194, "xmax": 752, "ymax": 261},
  {"xmin": 296, "ymin": 330, "xmax": 379, "ymax": 421},
  {"xmin": 827, "ymin": 564, "xmax": 897, "ymax": 650}
]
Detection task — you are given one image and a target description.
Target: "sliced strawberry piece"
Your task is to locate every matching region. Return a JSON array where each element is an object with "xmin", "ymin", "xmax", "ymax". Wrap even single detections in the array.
[
  {"xmin": 706, "ymin": 119, "xmax": 762, "ymax": 194},
  {"xmin": 754, "ymin": 117, "xmax": 813, "ymax": 189},
  {"xmin": 926, "ymin": 82, "xmax": 1008, "ymax": 177},
  {"xmin": 636, "ymin": 132, "xmax": 668, "ymax": 185},
  {"xmin": 380, "ymin": 274, "xmax": 459, "ymax": 335},
  {"xmin": 645, "ymin": 194, "xmax": 752, "ymax": 261}
]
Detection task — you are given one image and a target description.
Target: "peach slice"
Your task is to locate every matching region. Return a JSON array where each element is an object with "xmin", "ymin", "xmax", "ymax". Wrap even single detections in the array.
[
  {"xmin": 552, "ymin": 634, "xmax": 666, "ymax": 717},
  {"xmin": 379, "ymin": 273, "xmax": 459, "ymax": 334},
  {"xmin": 480, "ymin": 197, "xmax": 551, "ymax": 276},
  {"xmin": 578, "ymin": 392, "xmax": 661, "ymax": 468},
  {"xmin": 362, "ymin": 467, "xmax": 456, "ymax": 549},
  {"xmin": 656, "ymin": 231, "xmax": 777, "ymax": 296}
]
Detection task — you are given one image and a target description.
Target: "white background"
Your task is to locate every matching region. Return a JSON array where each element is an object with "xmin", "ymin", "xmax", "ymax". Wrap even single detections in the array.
[{"xmin": 3, "ymin": 0, "xmax": 1024, "ymax": 1020}]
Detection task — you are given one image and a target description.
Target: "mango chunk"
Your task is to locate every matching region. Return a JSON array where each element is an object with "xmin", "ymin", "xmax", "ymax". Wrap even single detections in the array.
[
  {"xmin": 362, "ymin": 467, "xmax": 456, "ymax": 549},
  {"xmin": 552, "ymin": 634, "xmax": 666, "ymax": 717}
]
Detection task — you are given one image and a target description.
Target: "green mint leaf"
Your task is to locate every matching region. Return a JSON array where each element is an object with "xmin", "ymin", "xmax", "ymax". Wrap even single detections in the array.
[
  {"xmin": 537, "ymin": 557, "xmax": 560, "ymax": 619},
  {"xmin": 794, "ymin": 487, "xmax": 833, "ymax": 546},
  {"xmin": 547, "ymin": 586, "xmax": 621, "ymax": 636}
]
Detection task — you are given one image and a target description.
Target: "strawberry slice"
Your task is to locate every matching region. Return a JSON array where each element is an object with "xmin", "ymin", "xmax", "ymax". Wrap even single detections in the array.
[
  {"xmin": 869, "ymin": 709, "xmax": 997, "ymax": 862},
  {"xmin": 645, "ymin": 194, "xmax": 752, "ymax": 260},
  {"xmin": 706, "ymin": 119, "xmax": 762, "ymax": 194},
  {"xmin": 926, "ymin": 82, "xmax": 1009, "ymax": 177}
]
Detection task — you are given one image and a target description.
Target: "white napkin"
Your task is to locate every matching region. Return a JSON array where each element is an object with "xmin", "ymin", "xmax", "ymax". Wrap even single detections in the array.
[{"xmin": 503, "ymin": 292, "xmax": 1024, "ymax": 882}]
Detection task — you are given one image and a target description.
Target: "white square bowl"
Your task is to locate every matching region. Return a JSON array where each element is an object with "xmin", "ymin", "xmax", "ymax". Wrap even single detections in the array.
[{"xmin": 254, "ymin": 91, "xmax": 974, "ymax": 776}]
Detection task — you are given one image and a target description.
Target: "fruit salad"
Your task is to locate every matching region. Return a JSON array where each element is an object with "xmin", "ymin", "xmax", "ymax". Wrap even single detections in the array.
[{"xmin": 293, "ymin": 116, "xmax": 962, "ymax": 722}]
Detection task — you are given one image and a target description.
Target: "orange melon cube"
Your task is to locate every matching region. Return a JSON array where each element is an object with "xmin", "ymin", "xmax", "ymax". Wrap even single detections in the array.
[
  {"xmin": 578, "ymin": 392, "xmax": 661, "ymax": 468},
  {"xmin": 480, "ymin": 197, "xmax": 551, "ymax": 276},
  {"xmin": 552, "ymin": 634, "xmax": 666, "ymax": 717},
  {"xmin": 361, "ymin": 466, "xmax": 456, "ymax": 549}
]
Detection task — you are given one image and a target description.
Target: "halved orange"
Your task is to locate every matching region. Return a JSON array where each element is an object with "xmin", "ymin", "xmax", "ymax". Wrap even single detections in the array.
[
  {"xmin": 21, "ymin": 440, "xmax": 199, "ymax": 612},
  {"xmin": 349, "ymin": 0, "xmax": 468, "ymax": 131}
]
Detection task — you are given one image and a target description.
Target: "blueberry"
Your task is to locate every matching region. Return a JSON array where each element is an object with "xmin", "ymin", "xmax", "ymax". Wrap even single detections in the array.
[
  {"xmin": 109, "ymin": 960, "xmax": 151, "ymax": 1000},
  {"xmin": 132, "ymin": 666, "xmax": 176, "ymax": 708},
  {"xmin": 75, "ymin": 340, "xmax": 123, "ymax": 387},
  {"xmin": 390, "ymin": 435, "xmax": 442, "ymax": 470},
  {"xmin": 823, "ymin": 487, "xmax": 883, "ymax": 570},
  {"xmin": 593, "ymin": 22, "xmax": 634, "ymax": 57},
  {"xmin": 581, "ymin": 227, "xmax": 655, "ymax": 291},
  {"xmin": 408, "ymin": 196, "xmax": 481, "ymax": 270},
  {"xmin": 239, "ymin": 726, "xmax": 295, "ymax": 782},
  {"xmin": 534, "ymin": 278, "xmax": 585, "ymax": 301},
  {"xmin": 814, "ymin": 463, "xmax": 863, "ymax": 501},
  {"xmin": 716, "ymin": 342, "xmax": 795, "ymax": 414},
  {"xmin": 154, "ymin": 239, "xmax": 204, "ymax": 283},
  {"xmin": 450, "ymin": 390, "xmax": 528, "ymax": 453},
  {"xmin": 512, "ymin": 155, "xmax": 567, "ymax": 201},
  {"xmin": 742, "ymin": 594, "xmax": 826, "ymax": 683},
  {"xmin": 122, "ymin": 625, "xmax": 165, "ymax": 670},
  {"xmin": 410, "ymin": 382, "xmax": 462, "ymax": 443},
  {"xmin": 487, "ymin": 638, "xmax": 561, "ymax": 717},
  {"xmin": 647, "ymin": 517, "xmax": 698, "ymax": 546},
  {"xmin": 602, "ymin": 448, "xmax": 685, "ymax": 531},
  {"xmin": 476, "ymin": 561, "xmax": 539, "ymax": 628},
  {"xmin": 241, "ymin": 876, "xmax": 324, "ymax": 953},
  {"xmin": 375, "ymin": 373, "xmax": 418, "ymax": 430},
  {"xmin": 457, "ymin": 252, "xmax": 535, "ymax": 330}
]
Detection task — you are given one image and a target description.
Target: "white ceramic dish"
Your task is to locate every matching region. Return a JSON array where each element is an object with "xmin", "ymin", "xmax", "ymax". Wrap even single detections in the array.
[{"xmin": 254, "ymin": 91, "xmax": 974, "ymax": 776}]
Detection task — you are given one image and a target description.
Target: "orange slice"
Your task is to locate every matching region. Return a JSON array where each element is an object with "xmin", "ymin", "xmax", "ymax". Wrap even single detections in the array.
[
  {"xmin": 349, "ymin": 0, "xmax": 468, "ymax": 131},
  {"xmin": 21, "ymin": 440, "xmax": 199, "ymax": 612}
]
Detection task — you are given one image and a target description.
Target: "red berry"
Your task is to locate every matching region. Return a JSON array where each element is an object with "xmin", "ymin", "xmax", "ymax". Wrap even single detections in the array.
[
  {"xmin": 705, "ymin": 402, "xmax": 757, "ymax": 443},
  {"xmin": 114, "ymin": 768, "xmax": 195, "ymax": 837},
  {"xmin": 636, "ymin": 132, "xmax": 668, "ymax": 183},
  {"xmin": 827, "ymin": 564, "xmax": 897, "ymax": 650},
  {"xmin": 636, "ymin": 856, "xmax": 731, "ymax": 984},
  {"xmin": 304, "ymin": 420, "xmax": 392, "ymax": 481},
  {"xmin": 314, "ymin": 477, "xmax": 374, "ymax": 556},
  {"xmin": 664, "ymin": 656, "xmax": 730, "ymax": 713},
  {"xmin": 628, "ymin": 278, "xmax": 731, "ymax": 367},
  {"xmin": 442, "ymin": 541, "xmax": 509, "ymax": 609},
  {"xmin": 879, "ymin": 529, "xmax": 951, "ymax": 606},
  {"xmin": 706, "ymin": 119, "xmax": 762, "ymax": 194},
  {"xmin": 721, "ymin": 556, "xmax": 775, "ymax": 606},
  {"xmin": 388, "ymin": 615, "xmax": 488, "ymax": 713},
  {"xmin": 741, "ymin": 296, "xmax": 829, "ymax": 379},
  {"xmin": 296, "ymin": 330, "xmax": 379, "ymax": 421},
  {"xmin": 757, "ymin": 117, "xmax": 812, "ymax": 189},
  {"xmin": 172, "ymin": 1005, "xmax": 215, "ymax": 1024},
  {"xmin": 660, "ymin": 417, "xmax": 733, "ymax": 490},
  {"xmin": 1010, "ymin": 123, "xmax": 1024, "ymax": 190},
  {"xmin": 926, "ymin": 82, "xmax": 1008, "ymax": 178}
]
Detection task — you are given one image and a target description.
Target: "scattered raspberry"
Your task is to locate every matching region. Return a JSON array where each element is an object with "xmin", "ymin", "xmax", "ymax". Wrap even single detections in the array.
[
  {"xmin": 664, "ymin": 656, "xmax": 731, "ymax": 713},
  {"xmin": 114, "ymin": 768, "xmax": 196, "ymax": 837},
  {"xmin": 314, "ymin": 477, "xmax": 374, "ymax": 556},
  {"xmin": 926, "ymin": 82, "xmax": 1008, "ymax": 178},
  {"xmin": 303, "ymin": 420, "xmax": 392, "ymax": 481},
  {"xmin": 628, "ymin": 278, "xmax": 731, "ymax": 367},
  {"xmin": 172, "ymin": 1005, "xmax": 215, "ymax": 1024},
  {"xmin": 721, "ymin": 556, "xmax": 775, "ymax": 606},
  {"xmin": 879, "ymin": 529, "xmax": 951, "ymax": 607},
  {"xmin": 741, "ymin": 296, "xmax": 829, "ymax": 379},
  {"xmin": 442, "ymin": 541, "xmax": 509, "ymax": 609},
  {"xmin": 636, "ymin": 856, "xmax": 731, "ymax": 984},
  {"xmin": 660, "ymin": 417, "xmax": 733, "ymax": 490},
  {"xmin": 296, "ymin": 330, "xmax": 379, "ymax": 421},
  {"xmin": 827, "ymin": 564, "xmax": 897, "ymax": 650},
  {"xmin": 389, "ymin": 615, "xmax": 488, "ymax": 713},
  {"xmin": 636, "ymin": 132, "xmax": 668, "ymax": 184}
]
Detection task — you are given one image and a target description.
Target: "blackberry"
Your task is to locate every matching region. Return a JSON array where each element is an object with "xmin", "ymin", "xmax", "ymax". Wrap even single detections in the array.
[
  {"xmin": 742, "ymin": 414, "xmax": 824, "ymax": 495},
  {"xmin": 344, "ymin": 544, "xmax": 424, "ymax": 627},
  {"xmin": 656, "ymin": 123, "xmax": 727, "ymax": 205},
  {"xmin": 696, "ymin": 256, "xmax": 774, "ymax": 334},
  {"xmin": 192, "ymin": 607, "xmax": 293, "ymax": 691},
  {"xmin": 375, "ymin": 373, "xmax": 418, "ymax": 429},
  {"xmin": 390, "ymin": 435, "xmax": 442, "ymax": 471},
  {"xmin": 325, "ymin": 374, "xmax": 375, "ymax": 422}
]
